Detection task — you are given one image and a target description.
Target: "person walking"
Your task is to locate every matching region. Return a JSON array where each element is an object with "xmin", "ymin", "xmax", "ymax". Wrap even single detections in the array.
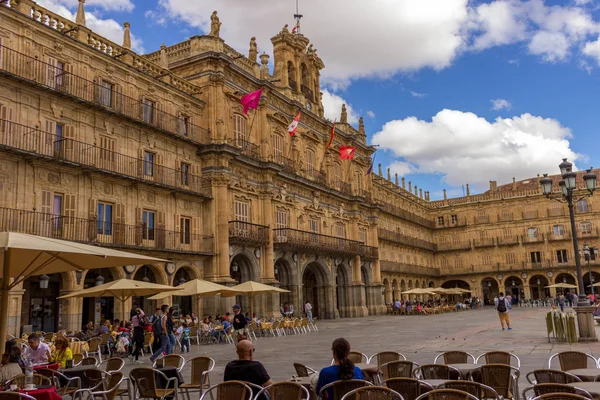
[
  {"xmin": 130, "ymin": 308, "xmax": 147, "ymax": 364},
  {"xmin": 305, "ymin": 302, "xmax": 313, "ymax": 322},
  {"xmin": 231, "ymin": 304, "xmax": 248, "ymax": 344},
  {"xmin": 166, "ymin": 307, "xmax": 176, "ymax": 354},
  {"xmin": 150, "ymin": 305, "xmax": 169, "ymax": 363},
  {"xmin": 558, "ymin": 294, "xmax": 565, "ymax": 312},
  {"xmin": 495, "ymin": 292, "xmax": 512, "ymax": 331}
]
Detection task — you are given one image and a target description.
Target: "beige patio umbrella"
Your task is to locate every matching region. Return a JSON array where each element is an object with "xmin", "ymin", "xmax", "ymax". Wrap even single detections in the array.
[
  {"xmin": 546, "ymin": 283, "xmax": 578, "ymax": 289},
  {"xmin": 0, "ymin": 232, "xmax": 167, "ymax": 353},
  {"xmin": 401, "ymin": 288, "xmax": 436, "ymax": 295},
  {"xmin": 230, "ymin": 281, "xmax": 290, "ymax": 315},
  {"xmin": 148, "ymin": 278, "xmax": 242, "ymax": 300},
  {"xmin": 58, "ymin": 279, "xmax": 182, "ymax": 322}
]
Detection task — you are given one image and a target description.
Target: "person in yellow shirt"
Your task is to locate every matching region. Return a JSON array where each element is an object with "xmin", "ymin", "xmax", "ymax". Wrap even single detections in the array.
[{"xmin": 51, "ymin": 337, "xmax": 73, "ymax": 368}]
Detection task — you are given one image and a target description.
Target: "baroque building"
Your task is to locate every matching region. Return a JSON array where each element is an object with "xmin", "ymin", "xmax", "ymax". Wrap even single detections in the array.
[{"xmin": 0, "ymin": 1, "xmax": 597, "ymax": 335}]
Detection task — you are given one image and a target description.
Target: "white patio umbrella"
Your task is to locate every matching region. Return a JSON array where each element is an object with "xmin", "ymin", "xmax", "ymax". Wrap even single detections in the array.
[
  {"xmin": 230, "ymin": 281, "xmax": 290, "ymax": 315},
  {"xmin": 0, "ymin": 232, "xmax": 167, "ymax": 352}
]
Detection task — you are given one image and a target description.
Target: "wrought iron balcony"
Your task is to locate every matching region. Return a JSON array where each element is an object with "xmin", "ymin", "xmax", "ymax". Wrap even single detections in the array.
[
  {"xmin": 547, "ymin": 231, "xmax": 571, "ymax": 241},
  {"xmin": 232, "ymin": 137, "xmax": 260, "ymax": 160},
  {"xmin": 522, "ymin": 233, "xmax": 544, "ymax": 243},
  {"xmin": 473, "ymin": 238, "xmax": 495, "ymax": 248},
  {"xmin": 360, "ymin": 245, "xmax": 379, "ymax": 261},
  {"xmin": 522, "ymin": 210, "xmax": 539, "ymax": 219},
  {"xmin": 377, "ymin": 228, "xmax": 437, "ymax": 252},
  {"xmin": 496, "ymin": 236, "xmax": 520, "ymax": 246},
  {"xmin": 273, "ymin": 228, "xmax": 365, "ymax": 257},
  {"xmin": 228, "ymin": 221, "xmax": 269, "ymax": 246},
  {"xmin": 0, "ymin": 207, "xmax": 214, "ymax": 254},
  {"xmin": 272, "ymin": 154, "xmax": 296, "ymax": 173},
  {"xmin": 288, "ymin": 79, "xmax": 297, "ymax": 91},
  {"xmin": 0, "ymin": 119, "xmax": 211, "ymax": 198},
  {"xmin": 547, "ymin": 207, "xmax": 565, "ymax": 217},
  {"xmin": 301, "ymin": 84, "xmax": 314, "ymax": 101},
  {"xmin": 380, "ymin": 260, "xmax": 440, "ymax": 276},
  {"xmin": 0, "ymin": 45, "xmax": 210, "ymax": 144},
  {"xmin": 498, "ymin": 213, "xmax": 514, "ymax": 222},
  {"xmin": 305, "ymin": 168, "xmax": 327, "ymax": 184},
  {"xmin": 333, "ymin": 180, "xmax": 352, "ymax": 195},
  {"xmin": 436, "ymin": 240, "xmax": 472, "ymax": 252},
  {"xmin": 577, "ymin": 228, "xmax": 600, "ymax": 239}
]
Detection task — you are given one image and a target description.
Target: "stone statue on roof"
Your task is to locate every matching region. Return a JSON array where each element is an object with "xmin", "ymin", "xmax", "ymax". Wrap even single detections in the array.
[
  {"xmin": 340, "ymin": 104, "xmax": 348, "ymax": 124},
  {"xmin": 209, "ymin": 11, "xmax": 221, "ymax": 37},
  {"xmin": 281, "ymin": 24, "xmax": 289, "ymax": 34},
  {"xmin": 307, "ymin": 44, "xmax": 314, "ymax": 56},
  {"xmin": 249, "ymin": 37, "xmax": 258, "ymax": 63}
]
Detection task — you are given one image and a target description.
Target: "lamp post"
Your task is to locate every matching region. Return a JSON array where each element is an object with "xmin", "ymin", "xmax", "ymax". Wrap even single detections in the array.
[{"xmin": 540, "ymin": 159, "xmax": 597, "ymax": 341}]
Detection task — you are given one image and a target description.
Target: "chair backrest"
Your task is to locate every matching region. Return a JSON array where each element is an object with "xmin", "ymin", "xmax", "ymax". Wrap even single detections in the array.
[
  {"xmin": 550, "ymin": 352, "xmax": 596, "ymax": 371},
  {"xmin": 532, "ymin": 394, "xmax": 589, "ymax": 400},
  {"xmin": 373, "ymin": 352, "xmax": 405, "ymax": 366},
  {"xmin": 348, "ymin": 352, "xmax": 368, "ymax": 364},
  {"xmin": 341, "ymin": 386, "xmax": 403, "ymax": 400},
  {"xmin": 476, "ymin": 351, "xmax": 519, "ymax": 367},
  {"xmin": 199, "ymin": 381, "xmax": 252, "ymax": 400},
  {"xmin": 186, "ymin": 356, "xmax": 215, "ymax": 386},
  {"xmin": 85, "ymin": 369, "xmax": 111, "ymax": 389},
  {"xmin": 320, "ymin": 379, "xmax": 373, "ymax": 400},
  {"xmin": 293, "ymin": 362, "xmax": 314, "ymax": 377},
  {"xmin": 415, "ymin": 389, "xmax": 479, "ymax": 400},
  {"xmin": 99, "ymin": 333, "xmax": 110, "ymax": 345},
  {"xmin": 143, "ymin": 333, "xmax": 152, "ymax": 345},
  {"xmin": 8, "ymin": 374, "xmax": 52, "ymax": 388},
  {"xmin": 384, "ymin": 378, "xmax": 432, "ymax": 400},
  {"xmin": 80, "ymin": 356, "xmax": 98, "ymax": 366},
  {"xmin": 190, "ymin": 326, "xmax": 199, "ymax": 336},
  {"xmin": 441, "ymin": 381, "xmax": 499, "ymax": 399},
  {"xmin": 101, "ymin": 371, "xmax": 125, "ymax": 400},
  {"xmin": 130, "ymin": 367, "xmax": 158, "ymax": 397},
  {"xmin": 532, "ymin": 383, "xmax": 577, "ymax": 397},
  {"xmin": 257, "ymin": 382, "xmax": 307, "ymax": 400},
  {"xmin": 435, "ymin": 351, "xmax": 472, "ymax": 364},
  {"xmin": 154, "ymin": 354, "xmax": 184, "ymax": 370},
  {"xmin": 104, "ymin": 358, "xmax": 125, "ymax": 372},
  {"xmin": 414, "ymin": 365, "xmax": 452, "ymax": 380},
  {"xmin": 381, "ymin": 361, "xmax": 416, "ymax": 380},
  {"xmin": 88, "ymin": 337, "xmax": 101, "ymax": 352},
  {"xmin": 478, "ymin": 364, "xmax": 515, "ymax": 398},
  {"xmin": 527, "ymin": 369, "xmax": 582, "ymax": 385}
]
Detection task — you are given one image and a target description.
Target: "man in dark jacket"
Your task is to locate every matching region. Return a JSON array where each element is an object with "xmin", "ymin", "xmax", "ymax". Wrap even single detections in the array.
[{"xmin": 231, "ymin": 304, "xmax": 248, "ymax": 344}]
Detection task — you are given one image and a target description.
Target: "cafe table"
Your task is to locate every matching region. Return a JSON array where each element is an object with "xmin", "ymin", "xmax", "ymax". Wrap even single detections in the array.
[
  {"xmin": 33, "ymin": 363, "xmax": 59, "ymax": 372},
  {"xmin": 448, "ymin": 363, "xmax": 480, "ymax": 379},
  {"xmin": 569, "ymin": 369, "xmax": 600, "ymax": 382},
  {"xmin": 567, "ymin": 382, "xmax": 600, "ymax": 400},
  {"xmin": 355, "ymin": 363, "xmax": 380, "ymax": 383},
  {"xmin": 420, "ymin": 379, "xmax": 451, "ymax": 388},
  {"xmin": 19, "ymin": 387, "xmax": 61, "ymax": 400}
]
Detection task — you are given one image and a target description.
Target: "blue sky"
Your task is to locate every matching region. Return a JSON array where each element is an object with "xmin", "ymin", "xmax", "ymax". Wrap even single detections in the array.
[{"xmin": 37, "ymin": 0, "xmax": 600, "ymax": 199}]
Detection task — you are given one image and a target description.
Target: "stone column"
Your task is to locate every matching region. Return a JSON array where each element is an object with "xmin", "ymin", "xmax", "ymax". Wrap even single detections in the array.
[
  {"xmin": 324, "ymin": 284, "xmax": 336, "ymax": 320},
  {"xmin": 7, "ymin": 288, "xmax": 24, "ymax": 337},
  {"xmin": 261, "ymin": 192, "xmax": 275, "ymax": 280},
  {"xmin": 213, "ymin": 177, "xmax": 231, "ymax": 280},
  {"xmin": 523, "ymin": 285, "xmax": 531, "ymax": 301},
  {"xmin": 59, "ymin": 289, "xmax": 83, "ymax": 332}
]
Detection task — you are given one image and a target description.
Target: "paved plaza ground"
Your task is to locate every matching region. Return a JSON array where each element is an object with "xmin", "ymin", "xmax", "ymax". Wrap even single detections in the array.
[{"xmin": 122, "ymin": 307, "xmax": 600, "ymax": 388}]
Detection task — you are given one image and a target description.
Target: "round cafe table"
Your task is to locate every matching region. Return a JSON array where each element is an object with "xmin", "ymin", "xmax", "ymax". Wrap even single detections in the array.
[
  {"xmin": 568, "ymin": 369, "xmax": 600, "ymax": 382},
  {"xmin": 355, "ymin": 363, "xmax": 380, "ymax": 383},
  {"xmin": 449, "ymin": 363, "xmax": 480, "ymax": 379},
  {"xmin": 19, "ymin": 387, "xmax": 62, "ymax": 400},
  {"xmin": 33, "ymin": 363, "xmax": 59, "ymax": 371},
  {"xmin": 567, "ymin": 382, "xmax": 600, "ymax": 399}
]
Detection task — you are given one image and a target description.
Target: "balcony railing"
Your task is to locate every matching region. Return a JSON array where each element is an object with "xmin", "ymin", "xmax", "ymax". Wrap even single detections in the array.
[
  {"xmin": 436, "ymin": 240, "xmax": 472, "ymax": 252},
  {"xmin": 0, "ymin": 45, "xmax": 210, "ymax": 144},
  {"xmin": 0, "ymin": 119, "xmax": 211, "ymax": 198},
  {"xmin": 0, "ymin": 207, "xmax": 214, "ymax": 254},
  {"xmin": 522, "ymin": 210, "xmax": 539, "ymax": 219},
  {"xmin": 379, "ymin": 203, "xmax": 436, "ymax": 229},
  {"xmin": 577, "ymin": 228, "xmax": 600, "ymax": 239},
  {"xmin": 548, "ymin": 231, "xmax": 571, "ymax": 241},
  {"xmin": 473, "ymin": 238, "xmax": 495, "ymax": 248},
  {"xmin": 377, "ymin": 228, "xmax": 437, "ymax": 252},
  {"xmin": 522, "ymin": 233, "xmax": 544, "ymax": 243},
  {"xmin": 232, "ymin": 137, "xmax": 260, "ymax": 160},
  {"xmin": 333, "ymin": 181, "xmax": 352, "ymax": 195},
  {"xmin": 272, "ymin": 154, "xmax": 296, "ymax": 173},
  {"xmin": 305, "ymin": 168, "xmax": 327, "ymax": 185},
  {"xmin": 301, "ymin": 84, "xmax": 314, "ymax": 101},
  {"xmin": 273, "ymin": 228, "xmax": 365, "ymax": 257},
  {"xmin": 360, "ymin": 245, "xmax": 379, "ymax": 261},
  {"xmin": 380, "ymin": 260, "xmax": 440, "ymax": 276},
  {"xmin": 288, "ymin": 79, "xmax": 297, "ymax": 91},
  {"xmin": 474, "ymin": 215, "xmax": 490, "ymax": 224},
  {"xmin": 547, "ymin": 207, "xmax": 565, "ymax": 217},
  {"xmin": 497, "ymin": 236, "xmax": 520, "ymax": 246},
  {"xmin": 228, "ymin": 221, "xmax": 269, "ymax": 245},
  {"xmin": 498, "ymin": 213, "xmax": 514, "ymax": 222}
]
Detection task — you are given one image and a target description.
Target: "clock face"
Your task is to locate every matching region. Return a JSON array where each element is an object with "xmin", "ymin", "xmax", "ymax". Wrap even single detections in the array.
[
  {"xmin": 496, "ymin": 274, "xmax": 503, "ymax": 281},
  {"xmin": 306, "ymin": 101, "xmax": 312, "ymax": 111},
  {"xmin": 124, "ymin": 265, "xmax": 136, "ymax": 274},
  {"xmin": 521, "ymin": 272, "xmax": 528, "ymax": 279}
]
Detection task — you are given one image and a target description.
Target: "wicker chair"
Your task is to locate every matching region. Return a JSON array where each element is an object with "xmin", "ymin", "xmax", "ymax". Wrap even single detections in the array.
[
  {"xmin": 381, "ymin": 361, "xmax": 420, "ymax": 381},
  {"xmin": 548, "ymin": 352, "xmax": 598, "ymax": 371},
  {"xmin": 87, "ymin": 337, "xmax": 103, "ymax": 362},
  {"xmin": 370, "ymin": 352, "xmax": 407, "ymax": 366},
  {"xmin": 526, "ymin": 370, "xmax": 582, "ymax": 385},
  {"xmin": 153, "ymin": 354, "xmax": 185, "ymax": 371},
  {"xmin": 34, "ymin": 368, "xmax": 81, "ymax": 397},
  {"xmin": 319, "ymin": 379, "xmax": 373, "ymax": 400},
  {"xmin": 0, "ymin": 393, "xmax": 36, "ymax": 400},
  {"xmin": 7, "ymin": 374, "xmax": 51, "ymax": 388},
  {"xmin": 99, "ymin": 333, "xmax": 111, "ymax": 354},
  {"xmin": 415, "ymin": 389, "xmax": 480, "ymax": 400},
  {"xmin": 331, "ymin": 352, "xmax": 369, "ymax": 366},
  {"xmin": 341, "ymin": 386, "xmax": 403, "ymax": 400},
  {"xmin": 79, "ymin": 356, "xmax": 99, "ymax": 366},
  {"xmin": 413, "ymin": 365, "xmax": 461, "ymax": 380},
  {"xmin": 179, "ymin": 356, "xmax": 215, "ymax": 400},
  {"xmin": 84, "ymin": 369, "xmax": 113, "ymax": 389},
  {"xmin": 72, "ymin": 353, "xmax": 84, "ymax": 365},
  {"xmin": 522, "ymin": 383, "xmax": 593, "ymax": 400},
  {"xmin": 532, "ymin": 394, "xmax": 590, "ymax": 400},
  {"xmin": 130, "ymin": 367, "xmax": 179, "ymax": 400},
  {"xmin": 472, "ymin": 364, "xmax": 520, "ymax": 400},
  {"xmin": 189, "ymin": 326, "xmax": 199, "ymax": 345},
  {"xmin": 198, "ymin": 381, "xmax": 252, "ymax": 400},
  {"xmin": 434, "ymin": 351, "xmax": 476, "ymax": 365},
  {"xmin": 100, "ymin": 357, "xmax": 125, "ymax": 373},
  {"xmin": 293, "ymin": 362, "xmax": 317, "ymax": 377},
  {"xmin": 476, "ymin": 351, "xmax": 521, "ymax": 368},
  {"xmin": 384, "ymin": 378, "xmax": 433, "ymax": 400},
  {"xmin": 74, "ymin": 371, "xmax": 125, "ymax": 400},
  {"xmin": 256, "ymin": 382, "xmax": 309, "ymax": 400},
  {"xmin": 440, "ymin": 381, "xmax": 499, "ymax": 399}
]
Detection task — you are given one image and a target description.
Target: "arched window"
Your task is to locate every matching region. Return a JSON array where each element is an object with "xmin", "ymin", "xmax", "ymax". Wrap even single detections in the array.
[
  {"xmin": 306, "ymin": 148, "xmax": 316, "ymax": 177},
  {"xmin": 287, "ymin": 61, "xmax": 297, "ymax": 90},
  {"xmin": 334, "ymin": 223, "xmax": 346, "ymax": 238},
  {"xmin": 233, "ymin": 114, "xmax": 247, "ymax": 146}
]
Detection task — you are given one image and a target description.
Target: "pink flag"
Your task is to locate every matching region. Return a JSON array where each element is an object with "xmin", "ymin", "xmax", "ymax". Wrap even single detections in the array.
[{"xmin": 240, "ymin": 88, "xmax": 262, "ymax": 114}]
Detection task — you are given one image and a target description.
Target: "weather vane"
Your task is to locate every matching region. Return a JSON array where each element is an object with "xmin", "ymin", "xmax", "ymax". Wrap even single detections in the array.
[{"xmin": 293, "ymin": 0, "xmax": 303, "ymax": 34}]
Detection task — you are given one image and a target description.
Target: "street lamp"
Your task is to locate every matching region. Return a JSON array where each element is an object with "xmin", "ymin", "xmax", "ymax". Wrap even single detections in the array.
[{"xmin": 540, "ymin": 161, "xmax": 597, "ymax": 307}]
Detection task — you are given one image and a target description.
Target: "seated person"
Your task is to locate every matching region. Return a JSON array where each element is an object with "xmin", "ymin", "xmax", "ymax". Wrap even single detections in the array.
[
  {"xmin": 4, "ymin": 340, "xmax": 25, "ymax": 370},
  {"xmin": 80, "ymin": 321, "xmax": 95, "ymax": 341},
  {"xmin": 316, "ymin": 338, "xmax": 364, "ymax": 399},
  {"xmin": 50, "ymin": 337, "xmax": 73, "ymax": 368},
  {"xmin": 224, "ymin": 339, "xmax": 273, "ymax": 396},
  {"xmin": 24, "ymin": 333, "xmax": 51, "ymax": 363},
  {"xmin": 97, "ymin": 320, "xmax": 111, "ymax": 335},
  {"xmin": 0, "ymin": 347, "xmax": 24, "ymax": 383}
]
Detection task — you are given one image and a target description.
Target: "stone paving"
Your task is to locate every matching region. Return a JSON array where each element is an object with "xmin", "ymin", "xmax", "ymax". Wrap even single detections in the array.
[{"xmin": 119, "ymin": 307, "xmax": 600, "ymax": 389}]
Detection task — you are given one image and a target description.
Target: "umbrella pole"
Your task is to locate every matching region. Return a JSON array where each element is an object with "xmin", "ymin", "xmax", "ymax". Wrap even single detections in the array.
[{"xmin": 0, "ymin": 249, "xmax": 12, "ymax": 354}]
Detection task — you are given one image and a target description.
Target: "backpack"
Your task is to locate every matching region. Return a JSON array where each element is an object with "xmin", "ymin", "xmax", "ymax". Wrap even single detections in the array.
[
  {"xmin": 152, "ymin": 315, "xmax": 163, "ymax": 337},
  {"xmin": 497, "ymin": 298, "xmax": 507, "ymax": 313}
]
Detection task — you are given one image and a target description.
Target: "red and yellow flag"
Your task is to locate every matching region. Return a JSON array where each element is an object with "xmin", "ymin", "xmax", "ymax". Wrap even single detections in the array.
[{"xmin": 327, "ymin": 122, "xmax": 336, "ymax": 149}]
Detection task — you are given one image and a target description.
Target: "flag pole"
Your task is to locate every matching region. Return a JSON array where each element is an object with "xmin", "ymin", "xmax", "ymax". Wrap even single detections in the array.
[
  {"xmin": 248, "ymin": 109, "xmax": 258, "ymax": 141},
  {"xmin": 344, "ymin": 158, "xmax": 353, "ymax": 182},
  {"xmin": 319, "ymin": 119, "xmax": 336, "ymax": 172}
]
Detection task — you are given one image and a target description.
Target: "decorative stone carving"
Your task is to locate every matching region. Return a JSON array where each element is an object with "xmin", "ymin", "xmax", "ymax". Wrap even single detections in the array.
[
  {"xmin": 47, "ymin": 172, "xmax": 60, "ymax": 184},
  {"xmin": 209, "ymin": 11, "xmax": 222, "ymax": 37},
  {"xmin": 281, "ymin": 24, "xmax": 289, "ymax": 34},
  {"xmin": 103, "ymin": 182, "xmax": 113, "ymax": 195},
  {"xmin": 50, "ymin": 102, "xmax": 63, "ymax": 119},
  {"xmin": 248, "ymin": 37, "xmax": 258, "ymax": 63},
  {"xmin": 340, "ymin": 104, "xmax": 348, "ymax": 124},
  {"xmin": 280, "ymin": 184, "xmax": 288, "ymax": 202}
]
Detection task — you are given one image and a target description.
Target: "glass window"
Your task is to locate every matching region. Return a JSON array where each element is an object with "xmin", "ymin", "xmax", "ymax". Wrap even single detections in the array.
[
  {"xmin": 142, "ymin": 210, "xmax": 155, "ymax": 240},
  {"xmin": 578, "ymin": 199, "xmax": 589, "ymax": 213},
  {"xmin": 275, "ymin": 209, "xmax": 288, "ymax": 230},
  {"xmin": 556, "ymin": 249, "xmax": 568, "ymax": 263},
  {"xmin": 451, "ymin": 215, "xmax": 458, "ymax": 224},
  {"xmin": 233, "ymin": 114, "xmax": 247, "ymax": 144},
  {"xmin": 181, "ymin": 163, "xmax": 190, "ymax": 186},
  {"xmin": 309, "ymin": 218, "xmax": 319, "ymax": 233},
  {"xmin": 100, "ymin": 81, "xmax": 113, "ymax": 108},
  {"xmin": 234, "ymin": 200, "xmax": 249, "ymax": 222},
  {"xmin": 97, "ymin": 202, "xmax": 113, "ymax": 235},
  {"xmin": 581, "ymin": 221, "xmax": 592, "ymax": 234},
  {"xmin": 181, "ymin": 116, "xmax": 190, "ymax": 137},
  {"xmin": 359, "ymin": 230, "xmax": 367, "ymax": 244},
  {"xmin": 437, "ymin": 216, "xmax": 444, "ymax": 226},
  {"xmin": 55, "ymin": 123, "xmax": 64, "ymax": 153},
  {"xmin": 530, "ymin": 251, "xmax": 542, "ymax": 263},
  {"xmin": 143, "ymin": 151, "xmax": 154, "ymax": 177},
  {"xmin": 56, "ymin": 61, "xmax": 64, "ymax": 86},
  {"xmin": 272, "ymin": 134, "xmax": 283, "ymax": 163},
  {"xmin": 553, "ymin": 225, "xmax": 564, "ymax": 236},
  {"xmin": 528, "ymin": 227, "xmax": 538, "ymax": 238},
  {"xmin": 180, "ymin": 217, "xmax": 191, "ymax": 244},
  {"xmin": 306, "ymin": 148, "xmax": 316, "ymax": 172},
  {"xmin": 143, "ymin": 99, "xmax": 155, "ymax": 124},
  {"xmin": 335, "ymin": 224, "xmax": 345, "ymax": 238}
]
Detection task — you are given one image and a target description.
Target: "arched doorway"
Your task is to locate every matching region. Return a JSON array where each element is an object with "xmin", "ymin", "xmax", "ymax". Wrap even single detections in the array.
[
  {"xmin": 504, "ymin": 276, "xmax": 523, "ymax": 304},
  {"xmin": 302, "ymin": 262, "xmax": 329, "ymax": 319},
  {"xmin": 383, "ymin": 278, "xmax": 392, "ymax": 304},
  {"xmin": 391, "ymin": 279, "xmax": 398, "ymax": 301},
  {"xmin": 275, "ymin": 259, "xmax": 293, "ymax": 305},
  {"xmin": 133, "ymin": 265, "xmax": 158, "ymax": 313},
  {"xmin": 336, "ymin": 264, "xmax": 351, "ymax": 318},
  {"xmin": 23, "ymin": 274, "xmax": 63, "ymax": 332},
  {"xmin": 583, "ymin": 271, "xmax": 600, "ymax": 296},
  {"xmin": 82, "ymin": 268, "xmax": 116, "ymax": 327},
  {"xmin": 230, "ymin": 254, "xmax": 256, "ymax": 313},
  {"xmin": 172, "ymin": 268, "xmax": 193, "ymax": 318},
  {"xmin": 529, "ymin": 275, "xmax": 550, "ymax": 300},
  {"xmin": 442, "ymin": 279, "xmax": 471, "ymax": 303},
  {"xmin": 556, "ymin": 273, "xmax": 577, "ymax": 297},
  {"xmin": 481, "ymin": 278, "xmax": 499, "ymax": 305}
]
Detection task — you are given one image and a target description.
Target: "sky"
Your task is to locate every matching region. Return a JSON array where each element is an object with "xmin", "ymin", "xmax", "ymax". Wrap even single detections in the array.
[{"xmin": 34, "ymin": 0, "xmax": 600, "ymax": 199}]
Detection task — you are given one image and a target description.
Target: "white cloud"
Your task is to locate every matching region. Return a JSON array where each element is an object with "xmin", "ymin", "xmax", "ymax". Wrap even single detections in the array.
[
  {"xmin": 389, "ymin": 161, "xmax": 415, "ymax": 177},
  {"xmin": 41, "ymin": 0, "xmax": 134, "ymax": 12},
  {"xmin": 145, "ymin": 10, "xmax": 168, "ymax": 27},
  {"xmin": 583, "ymin": 35, "xmax": 600, "ymax": 64},
  {"xmin": 367, "ymin": 111, "xmax": 376, "ymax": 119},
  {"xmin": 410, "ymin": 91, "xmax": 427, "ymax": 98},
  {"xmin": 371, "ymin": 109, "xmax": 580, "ymax": 190},
  {"xmin": 490, "ymin": 99, "xmax": 512, "ymax": 111},
  {"xmin": 508, "ymin": 59, "xmax": 520, "ymax": 65},
  {"xmin": 36, "ymin": 0, "xmax": 144, "ymax": 53},
  {"xmin": 321, "ymin": 90, "xmax": 359, "ymax": 125}
]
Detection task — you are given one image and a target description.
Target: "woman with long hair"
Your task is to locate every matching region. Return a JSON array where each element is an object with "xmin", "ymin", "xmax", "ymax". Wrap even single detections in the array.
[
  {"xmin": 316, "ymin": 338, "xmax": 364, "ymax": 399},
  {"xmin": 130, "ymin": 308, "xmax": 146, "ymax": 364},
  {"xmin": 166, "ymin": 307, "xmax": 176, "ymax": 354}
]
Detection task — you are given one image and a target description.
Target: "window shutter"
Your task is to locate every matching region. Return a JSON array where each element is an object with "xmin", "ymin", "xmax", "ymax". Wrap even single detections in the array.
[
  {"xmin": 114, "ymin": 203, "xmax": 125, "ymax": 244},
  {"xmin": 175, "ymin": 214, "xmax": 181, "ymax": 237},
  {"xmin": 135, "ymin": 207, "xmax": 143, "ymax": 245},
  {"xmin": 192, "ymin": 217, "xmax": 200, "ymax": 251},
  {"xmin": 95, "ymin": 77, "xmax": 102, "ymax": 104},
  {"xmin": 86, "ymin": 198, "xmax": 97, "ymax": 241},
  {"xmin": 155, "ymin": 153, "xmax": 163, "ymax": 182},
  {"xmin": 155, "ymin": 102, "xmax": 162, "ymax": 129},
  {"xmin": 46, "ymin": 57, "xmax": 57, "ymax": 88},
  {"xmin": 41, "ymin": 190, "xmax": 52, "ymax": 215},
  {"xmin": 0, "ymin": 104, "xmax": 6, "ymax": 138},
  {"xmin": 64, "ymin": 63, "xmax": 74, "ymax": 91},
  {"xmin": 64, "ymin": 194, "xmax": 76, "ymax": 240},
  {"xmin": 64, "ymin": 125, "xmax": 75, "ymax": 160},
  {"xmin": 114, "ymin": 84, "xmax": 122, "ymax": 112},
  {"xmin": 44, "ymin": 120, "xmax": 55, "ymax": 155},
  {"xmin": 191, "ymin": 164, "xmax": 201, "ymax": 191},
  {"xmin": 157, "ymin": 211, "xmax": 165, "ymax": 248},
  {"xmin": 137, "ymin": 148, "xmax": 144, "ymax": 177}
]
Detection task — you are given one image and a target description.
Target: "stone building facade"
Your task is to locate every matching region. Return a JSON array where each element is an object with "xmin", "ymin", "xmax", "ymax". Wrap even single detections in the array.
[{"xmin": 0, "ymin": 1, "xmax": 597, "ymax": 335}]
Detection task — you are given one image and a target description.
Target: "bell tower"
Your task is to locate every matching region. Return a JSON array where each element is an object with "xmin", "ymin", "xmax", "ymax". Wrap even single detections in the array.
[{"xmin": 271, "ymin": 26, "xmax": 325, "ymax": 117}]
